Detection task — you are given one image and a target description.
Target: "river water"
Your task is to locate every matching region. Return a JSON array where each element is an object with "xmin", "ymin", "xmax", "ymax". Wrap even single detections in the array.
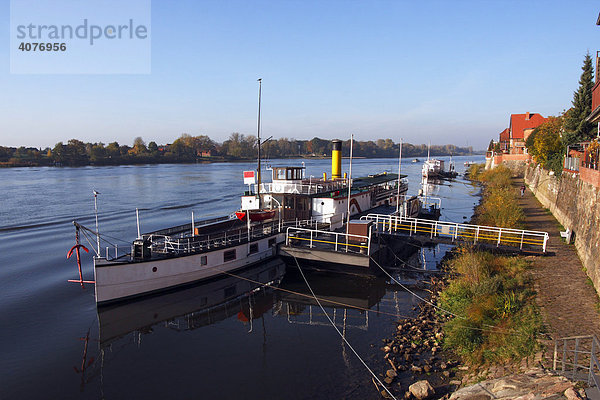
[{"xmin": 0, "ymin": 156, "xmax": 483, "ymax": 399}]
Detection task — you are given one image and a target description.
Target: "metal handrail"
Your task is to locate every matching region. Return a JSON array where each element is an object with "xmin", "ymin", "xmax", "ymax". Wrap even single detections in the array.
[
  {"xmin": 285, "ymin": 226, "xmax": 371, "ymax": 255},
  {"xmin": 144, "ymin": 218, "xmax": 325, "ymax": 256},
  {"xmin": 144, "ymin": 214, "xmax": 234, "ymax": 237},
  {"xmin": 418, "ymin": 196, "xmax": 442, "ymax": 209},
  {"xmin": 360, "ymin": 213, "xmax": 549, "ymax": 252},
  {"xmin": 553, "ymin": 335, "xmax": 600, "ymax": 392},
  {"xmin": 259, "ymin": 180, "xmax": 348, "ymax": 195}
]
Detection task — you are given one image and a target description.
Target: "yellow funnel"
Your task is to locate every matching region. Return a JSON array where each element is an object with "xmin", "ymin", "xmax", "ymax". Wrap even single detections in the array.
[{"xmin": 332, "ymin": 139, "xmax": 342, "ymax": 179}]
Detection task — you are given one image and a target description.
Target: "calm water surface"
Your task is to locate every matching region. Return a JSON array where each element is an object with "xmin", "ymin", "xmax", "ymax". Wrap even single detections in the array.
[{"xmin": 0, "ymin": 156, "xmax": 483, "ymax": 399}]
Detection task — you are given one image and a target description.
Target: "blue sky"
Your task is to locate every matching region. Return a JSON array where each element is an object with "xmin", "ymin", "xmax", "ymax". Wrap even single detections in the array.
[{"xmin": 1, "ymin": 0, "xmax": 599, "ymax": 150}]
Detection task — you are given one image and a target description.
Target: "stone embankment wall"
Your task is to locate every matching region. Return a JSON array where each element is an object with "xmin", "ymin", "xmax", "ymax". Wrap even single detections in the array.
[
  {"xmin": 524, "ymin": 164, "xmax": 600, "ymax": 291},
  {"xmin": 485, "ymin": 158, "xmax": 529, "ymax": 176}
]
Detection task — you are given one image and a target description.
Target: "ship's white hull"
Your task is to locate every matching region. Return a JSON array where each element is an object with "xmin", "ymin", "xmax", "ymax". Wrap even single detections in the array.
[{"xmin": 94, "ymin": 233, "xmax": 285, "ymax": 304}]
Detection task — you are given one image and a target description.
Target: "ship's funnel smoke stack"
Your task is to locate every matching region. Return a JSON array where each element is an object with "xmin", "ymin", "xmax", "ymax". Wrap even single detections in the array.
[{"xmin": 331, "ymin": 139, "xmax": 342, "ymax": 179}]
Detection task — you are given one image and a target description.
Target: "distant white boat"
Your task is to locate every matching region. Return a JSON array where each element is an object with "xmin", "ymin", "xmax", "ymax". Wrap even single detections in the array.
[{"xmin": 422, "ymin": 159, "xmax": 443, "ymax": 178}]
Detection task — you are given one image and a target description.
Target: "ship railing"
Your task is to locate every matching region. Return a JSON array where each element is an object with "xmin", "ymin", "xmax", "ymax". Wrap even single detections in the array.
[
  {"xmin": 144, "ymin": 214, "xmax": 235, "ymax": 237},
  {"xmin": 280, "ymin": 303, "xmax": 369, "ymax": 331},
  {"xmin": 259, "ymin": 180, "xmax": 348, "ymax": 195},
  {"xmin": 360, "ymin": 213, "xmax": 549, "ymax": 252},
  {"xmin": 418, "ymin": 196, "xmax": 441, "ymax": 210},
  {"xmin": 103, "ymin": 244, "xmax": 129, "ymax": 261},
  {"xmin": 146, "ymin": 218, "xmax": 329, "ymax": 255},
  {"xmin": 285, "ymin": 226, "xmax": 371, "ymax": 255}
]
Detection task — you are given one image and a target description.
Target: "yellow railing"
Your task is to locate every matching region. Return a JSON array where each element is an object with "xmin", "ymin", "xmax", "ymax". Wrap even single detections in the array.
[
  {"xmin": 361, "ymin": 214, "xmax": 549, "ymax": 252},
  {"xmin": 285, "ymin": 227, "xmax": 371, "ymax": 254}
]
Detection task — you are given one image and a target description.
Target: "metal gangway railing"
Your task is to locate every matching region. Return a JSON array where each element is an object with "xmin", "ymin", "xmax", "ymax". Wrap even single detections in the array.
[
  {"xmin": 147, "ymin": 218, "xmax": 327, "ymax": 256},
  {"xmin": 285, "ymin": 226, "xmax": 371, "ymax": 255},
  {"xmin": 361, "ymin": 213, "xmax": 549, "ymax": 253},
  {"xmin": 552, "ymin": 335, "xmax": 600, "ymax": 394}
]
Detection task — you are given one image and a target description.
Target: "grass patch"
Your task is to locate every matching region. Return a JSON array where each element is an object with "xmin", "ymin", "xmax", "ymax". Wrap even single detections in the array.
[
  {"xmin": 470, "ymin": 165, "xmax": 524, "ymax": 229},
  {"xmin": 467, "ymin": 163, "xmax": 485, "ymax": 180},
  {"xmin": 439, "ymin": 249, "xmax": 542, "ymax": 365}
]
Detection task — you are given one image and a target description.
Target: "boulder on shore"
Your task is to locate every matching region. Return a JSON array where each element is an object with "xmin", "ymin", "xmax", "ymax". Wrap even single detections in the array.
[
  {"xmin": 449, "ymin": 368, "xmax": 583, "ymax": 400},
  {"xmin": 409, "ymin": 380, "xmax": 435, "ymax": 400}
]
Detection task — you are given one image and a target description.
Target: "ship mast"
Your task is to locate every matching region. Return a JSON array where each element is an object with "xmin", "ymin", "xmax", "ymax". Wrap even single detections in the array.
[
  {"xmin": 256, "ymin": 78, "xmax": 262, "ymax": 204},
  {"xmin": 396, "ymin": 138, "xmax": 403, "ymax": 214}
]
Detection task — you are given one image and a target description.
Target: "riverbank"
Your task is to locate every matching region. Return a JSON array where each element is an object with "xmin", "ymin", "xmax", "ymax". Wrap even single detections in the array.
[{"xmin": 373, "ymin": 164, "xmax": 593, "ymax": 399}]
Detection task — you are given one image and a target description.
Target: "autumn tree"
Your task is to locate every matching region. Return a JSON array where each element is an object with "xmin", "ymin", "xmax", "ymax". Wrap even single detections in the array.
[
  {"xmin": 132, "ymin": 137, "xmax": 148, "ymax": 155},
  {"xmin": 529, "ymin": 116, "xmax": 564, "ymax": 175}
]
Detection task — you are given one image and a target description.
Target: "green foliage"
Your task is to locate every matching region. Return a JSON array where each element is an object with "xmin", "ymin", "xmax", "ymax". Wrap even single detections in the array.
[
  {"xmin": 439, "ymin": 250, "xmax": 542, "ymax": 365},
  {"xmin": 472, "ymin": 165, "xmax": 524, "ymax": 229},
  {"xmin": 526, "ymin": 116, "xmax": 564, "ymax": 176},
  {"xmin": 524, "ymin": 129, "xmax": 537, "ymax": 153},
  {"xmin": 1, "ymin": 135, "xmax": 479, "ymax": 168},
  {"xmin": 467, "ymin": 163, "xmax": 485, "ymax": 180},
  {"xmin": 564, "ymin": 53, "xmax": 596, "ymax": 145},
  {"xmin": 531, "ymin": 116, "xmax": 563, "ymax": 164}
]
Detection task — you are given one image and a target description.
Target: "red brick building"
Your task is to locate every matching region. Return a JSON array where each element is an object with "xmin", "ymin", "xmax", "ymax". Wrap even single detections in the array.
[
  {"xmin": 508, "ymin": 112, "xmax": 546, "ymax": 154},
  {"xmin": 499, "ymin": 128, "xmax": 510, "ymax": 152}
]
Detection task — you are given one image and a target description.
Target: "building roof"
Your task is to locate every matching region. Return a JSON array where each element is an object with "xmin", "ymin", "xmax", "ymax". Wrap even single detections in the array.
[
  {"xmin": 352, "ymin": 172, "xmax": 405, "ymax": 189},
  {"xmin": 509, "ymin": 112, "xmax": 546, "ymax": 140},
  {"xmin": 499, "ymin": 128, "xmax": 510, "ymax": 142}
]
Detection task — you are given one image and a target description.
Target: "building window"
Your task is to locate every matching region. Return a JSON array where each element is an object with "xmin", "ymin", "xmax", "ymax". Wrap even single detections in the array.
[
  {"xmin": 224, "ymin": 249, "xmax": 236, "ymax": 262},
  {"xmin": 249, "ymin": 243, "xmax": 258, "ymax": 254},
  {"xmin": 201, "ymin": 255, "xmax": 207, "ymax": 266},
  {"xmin": 268, "ymin": 238, "xmax": 276, "ymax": 247}
]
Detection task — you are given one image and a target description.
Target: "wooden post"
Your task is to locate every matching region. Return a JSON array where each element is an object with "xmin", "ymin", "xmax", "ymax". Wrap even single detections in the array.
[
  {"xmin": 553, "ymin": 340, "xmax": 558, "ymax": 370},
  {"xmin": 562, "ymin": 339, "xmax": 567, "ymax": 373},
  {"xmin": 573, "ymin": 338, "xmax": 580, "ymax": 380}
]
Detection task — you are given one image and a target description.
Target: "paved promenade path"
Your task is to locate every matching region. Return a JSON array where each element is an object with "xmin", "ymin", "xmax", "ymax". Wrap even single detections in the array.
[{"xmin": 517, "ymin": 178, "xmax": 600, "ymax": 339}]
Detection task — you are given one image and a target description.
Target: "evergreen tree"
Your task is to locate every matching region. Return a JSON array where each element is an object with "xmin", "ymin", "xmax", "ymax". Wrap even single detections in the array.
[{"xmin": 564, "ymin": 53, "xmax": 595, "ymax": 145}]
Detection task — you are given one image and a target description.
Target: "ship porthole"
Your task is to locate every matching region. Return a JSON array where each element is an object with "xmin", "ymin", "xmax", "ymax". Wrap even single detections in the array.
[
  {"xmin": 321, "ymin": 202, "xmax": 324, "ymax": 205},
  {"xmin": 152, "ymin": 267, "xmax": 157, "ymax": 272}
]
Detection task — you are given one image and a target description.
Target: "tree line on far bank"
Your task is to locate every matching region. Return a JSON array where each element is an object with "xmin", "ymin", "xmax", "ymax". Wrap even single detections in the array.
[{"xmin": 0, "ymin": 134, "xmax": 476, "ymax": 167}]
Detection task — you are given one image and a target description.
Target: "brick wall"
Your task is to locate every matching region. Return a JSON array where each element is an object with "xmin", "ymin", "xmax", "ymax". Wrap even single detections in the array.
[
  {"xmin": 580, "ymin": 166, "xmax": 600, "ymax": 187},
  {"xmin": 524, "ymin": 165, "xmax": 600, "ymax": 293}
]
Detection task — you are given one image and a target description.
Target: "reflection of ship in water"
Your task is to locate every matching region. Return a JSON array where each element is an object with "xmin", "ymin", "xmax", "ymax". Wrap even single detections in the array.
[
  {"xmin": 97, "ymin": 259, "xmax": 286, "ymax": 346},
  {"xmin": 274, "ymin": 268, "xmax": 387, "ymax": 330}
]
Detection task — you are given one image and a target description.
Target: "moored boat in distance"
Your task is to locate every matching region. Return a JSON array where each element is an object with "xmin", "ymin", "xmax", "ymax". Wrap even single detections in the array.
[{"xmin": 422, "ymin": 159, "xmax": 443, "ymax": 178}]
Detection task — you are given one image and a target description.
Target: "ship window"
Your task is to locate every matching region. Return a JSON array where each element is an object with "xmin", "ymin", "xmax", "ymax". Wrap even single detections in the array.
[
  {"xmin": 201, "ymin": 255, "xmax": 207, "ymax": 266},
  {"xmin": 223, "ymin": 249, "xmax": 236, "ymax": 262},
  {"xmin": 249, "ymin": 243, "xmax": 258, "ymax": 254},
  {"xmin": 268, "ymin": 238, "xmax": 276, "ymax": 247},
  {"xmin": 275, "ymin": 168, "xmax": 286, "ymax": 180}
]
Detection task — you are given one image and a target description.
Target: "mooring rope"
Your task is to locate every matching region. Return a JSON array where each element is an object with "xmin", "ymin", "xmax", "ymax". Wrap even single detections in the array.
[
  {"xmin": 292, "ymin": 255, "xmax": 398, "ymax": 400},
  {"xmin": 218, "ymin": 268, "xmax": 414, "ymax": 319},
  {"xmin": 370, "ymin": 256, "xmax": 526, "ymax": 335},
  {"xmin": 370, "ymin": 256, "xmax": 461, "ymax": 319}
]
